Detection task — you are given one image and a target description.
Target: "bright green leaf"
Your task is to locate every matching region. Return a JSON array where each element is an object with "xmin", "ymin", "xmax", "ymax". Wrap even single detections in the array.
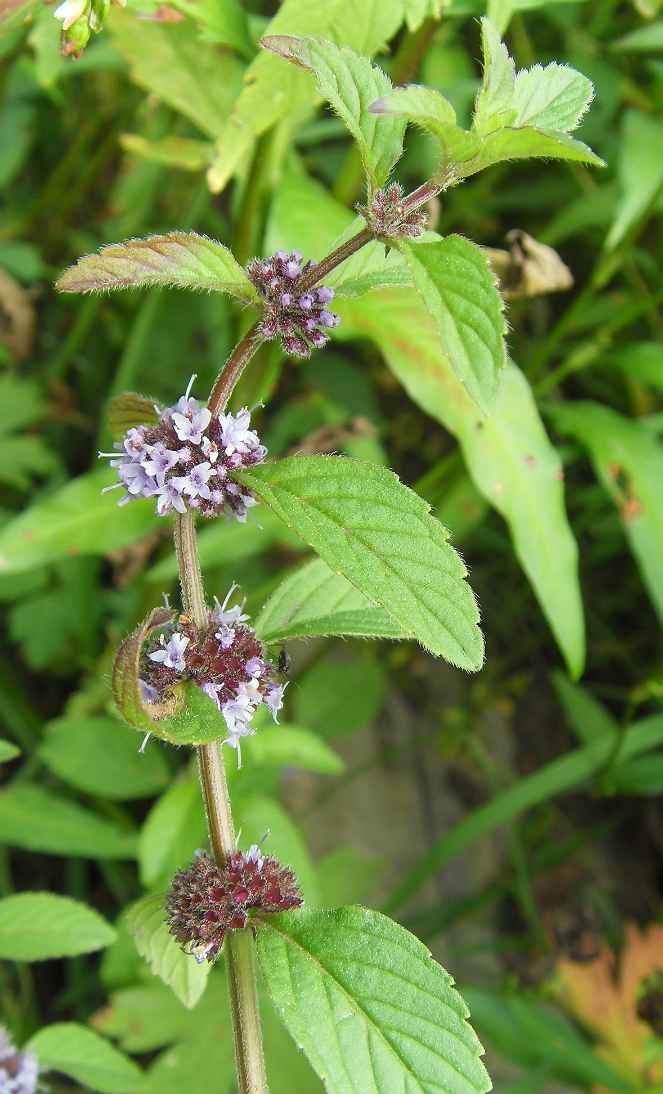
[
  {"xmin": 370, "ymin": 85, "xmax": 482, "ymax": 179},
  {"xmin": 613, "ymin": 21, "xmax": 663, "ymax": 51},
  {"xmin": 262, "ymin": 37, "xmax": 405, "ymax": 192},
  {"xmin": 0, "ymin": 784, "xmax": 137, "ymax": 859},
  {"xmin": 92, "ymin": 982, "xmax": 195, "ymax": 1053},
  {"xmin": 39, "ymin": 716, "xmax": 169, "ymax": 800},
  {"xmin": 167, "ymin": 0, "xmax": 253, "ymax": 57},
  {"xmin": 56, "ymin": 232, "xmax": 255, "ymax": 299},
  {"xmin": 28, "ymin": 1023, "xmax": 145, "ymax": 1094},
  {"xmin": 0, "ymin": 893, "xmax": 116, "ymax": 960},
  {"xmin": 242, "ymin": 725, "xmax": 344, "ymax": 776},
  {"xmin": 265, "ymin": 155, "xmax": 354, "ymax": 261},
  {"xmin": 401, "ymin": 236, "xmax": 506, "ymax": 415},
  {"xmin": 0, "ymin": 467, "xmax": 159, "ymax": 575},
  {"xmin": 119, "ymin": 133, "xmax": 215, "ymax": 171},
  {"xmin": 126, "ymin": 893, "xmax": 210, "ymax": 1009},
  {"xmin": 256, "ymin": 907, "xmax": 491, "ymax": 1094},
  {"xmin": 238, "ymin": 456, "xmax": 484, "ymax": 670},
  {"xmin": 546, "ymin": 400, "xmax": 663, "ymax": 629},
  {"xmin": 255, "ymin": 556, "xmax": 406, "ymax": 642},
  {"xmin": 473, "ymin": 17, "xmax": 516, "ymax": 131},
  {"xmin": 511, "ymin": 63, "xmax": 594, "ymax": 132},
  {"xmin": 336, "ymin": 288, "xmax": 585, "ymax": 678}
]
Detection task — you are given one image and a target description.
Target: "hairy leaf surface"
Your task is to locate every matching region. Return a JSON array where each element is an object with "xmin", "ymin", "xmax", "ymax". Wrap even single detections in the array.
[
  {"xmin": 238, "ymin": 456, "xmax": 484, "ymax": 670},
  {"xmin": 257, "ymin": 906, "xmax": 491, "ymax": 1094},
  {"xmin": 126, "ymin": 893, "xmax": 210, "ymax": 1009}
]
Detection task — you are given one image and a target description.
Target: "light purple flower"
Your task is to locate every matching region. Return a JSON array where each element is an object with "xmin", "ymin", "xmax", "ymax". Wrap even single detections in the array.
[
  {"xmin": 171, "ymin": 399, "xmax": 212, "ymax": 445},
  {"xmin": 154, "ymin": 481, "xmax": 187, "ymax": 515},
  {"xmin": 149, "ymin": 631, "xmax": 189, "ymax": 671},
  {"xmin": 171, "ymin": 462, "xmax": 214, "ymax": 501},
  {"xmin": 139, "ymin": 680, "xmax": 160, "ymax": 704},
  {"xmin": 141, "ymin": 442, "xmax": 180, "ymax": 485},
  {"xmin": 265, "ymin": 682, "xmax": 286, "ymax": 721},
  {"xmin": 0, "ymin": 1027, "xmax": 40, "ymax": 1094},
  {"xmin": 218, "ymin": 407, "xmax": 262, "ymax": 456}
]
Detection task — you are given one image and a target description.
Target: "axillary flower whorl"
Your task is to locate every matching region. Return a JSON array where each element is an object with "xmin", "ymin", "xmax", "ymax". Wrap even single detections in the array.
[
  {"xmin": 140, "ymin": 587, "xmax": 285, "ymax": 763},
  {"xmin": 100, "ymin": 379, "xmax": 265, "ymax": 521},
  {"xmin": 247, "ymin": 249, "xmax": 340, "ymax": 359},
  {"xmin": 166, "ymin": 847, "xmax": 303, "ymax": 963}
]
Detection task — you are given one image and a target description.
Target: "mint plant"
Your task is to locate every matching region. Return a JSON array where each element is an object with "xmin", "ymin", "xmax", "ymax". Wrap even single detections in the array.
[{"xmin": 0, "ymin": 13, "xmax": 605, "ymax": 1094}]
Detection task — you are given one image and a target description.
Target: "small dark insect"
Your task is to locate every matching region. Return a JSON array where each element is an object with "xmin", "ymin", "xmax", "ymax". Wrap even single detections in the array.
[{"xmin": 278, "ymin": 646, "xmax": 291, "ymax": 676}]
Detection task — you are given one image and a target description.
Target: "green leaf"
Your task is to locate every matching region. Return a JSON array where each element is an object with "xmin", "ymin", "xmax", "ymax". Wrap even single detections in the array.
[
  {"xmin": 546, "ymin": 400, "xmax": 663, "ymax": 628},
  {"xmin": 613, "ymin": 21, "xmax": 663, "ymax": 51},
  {"xmin": 107, "ymin": 7, "xmax": 244, "ymax": 139},
  {"xmin": 0, "ymin": 893, "xmax": 116, "ymax": 960},
  {"xmin": 119, "ymin": 133, "xmax": 215, "ymax": 171},
  {"xmin": 370, "ymin": 85, "xmax": 482, "ymax": 178},
  {"xmin": 0, "ymin": 738, "xmax": 19, "ymax": 762},
  {"xmin": 28, "ymin": 1023, "xmax": 145, "ymax": 1094},
  {"xmin": 336, "ymin": 288, "xmax": 585, "ymax": 679},
  {"xmin": 262, "ymin": 37, "xmax": 405, "ymax": 192},
  {"xmin": 293, "ymin": 657, "xmax": 386, "ymax": 739},
  {"xmin": 511, "ymin": 64, "xmax": 595, "ymax": 132},
  {"xmin": 238, "ymin": 456, "xmax": 484, "ymax": 670},
  {"xmin": 112, "ymin": 607, "xmax": 182, "ymax": 736},
  {"xmin": 0, "ymin": 784, "xmax": 137, "ymax": 859},
  {"xmin": 92, "ymin": 982, "xmax": 195, "ymax": 1053},
  {"xmin": 167, "ymin": 0, "xmax": 253, "ymax": 57},
  {"xmin": 472, "ymin": 17, "xmax": 516, "ymax": 131},
  {"xmin": 255, "ymin": 556, "xmax": 406, "ymax": 642},
  {"xmin": 400, "ymin": 237, "xmax": 506, "ymax": 415},
  {"xmin": 154, "ymin": 681, "xmax": 235, "ymax": 747},
  {"xmin": 56, "ymin": 232, "xmax": 255, "ymax": 299},
  {"xmin": 0, "ymin": 467, "xmax": 159, "ymax": 576},
  {"xmin": 207, "ymin": 0, "xmax": 411, "ymax": 192},
  {"xmin": 126, "ymin": 894, "xmax": 210, "ymax": 1009},
  {"xmin": 603, "ymin": 341, "xmax": 663, "ymax": 395},
  {"xmin": 138, "ymin": 777, "xmax": 207, "ymax": 890},
  {"xmin": 384, "ymin": 712, "xmax": 663, "ymax": 914},
  {"xmin": 243, "ymin": 725, "xmax": 344, "ymax": 776},
  {"xmin": 609, "ymin": 751, "xmax": 663, "ymax": 796},
  {"xmin": 265, "ymin": 155, "xmax": 355, "ymax": 262},
  {"xmin": 39, "ymin": 716, "xmax": 169, "ymax": 801},
  {"xmin": 604, "ymin": 109, "xmax": 663, "ymax": 251},
  {"xmin": 256, "ymin": 907, "xmax": 491, "ymax": 1094}
]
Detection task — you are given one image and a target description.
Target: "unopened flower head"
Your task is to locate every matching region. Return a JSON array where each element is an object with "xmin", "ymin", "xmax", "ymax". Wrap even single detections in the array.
[
  {"xmin": 247, "ymin": 250, "xmax": 340, "ymax": 359},
  {"xmin": 100, "ymin": 384, "xmax": 266, "ymax": 520},
  {"xmin": 54, "ymin": 0, "xmax": 123, "ymax": 55},
  {"xmin": 140, "ymin": 586, "xmax": 285, "ymax": 765},
  {"xmin": 362, "ymin": 183, "xmax": 428, "ymax": 241},
  {"xmin": 166, "ymin": 849, "xmax": 303, "ymax": 962},
  {"xmin": 0, "ymin": 1027, "xmax": 40, "ymax": 1094}
]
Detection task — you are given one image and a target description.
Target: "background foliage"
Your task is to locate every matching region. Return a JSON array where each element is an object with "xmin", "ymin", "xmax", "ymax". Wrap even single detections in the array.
[{"xmin": 1, "ymin": 0, "xmax": 663, "ymax": 1090}]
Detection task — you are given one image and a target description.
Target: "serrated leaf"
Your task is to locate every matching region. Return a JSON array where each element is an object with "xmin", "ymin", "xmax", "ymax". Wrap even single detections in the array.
[
  {"xmin": 0, "ymin": 739, "xmax": 19, "ymax": 762},
  {"xmin": 262, "ymin": 37, "xmax": 405, "ymax": 192},
  {"xmin": 107, "ymin": 393, "xmax": 161, "ymax": 441},
  {"xmin": 0, "ymin": 467, "xmax": 160, "ymax": 576},
  {"xmin": 112, "ymin": 607, "xmax": 181, "ymax": 735},
  {"xmin": 255, "ymin": 556, "xmax": 406, "ymax": 642},
  {"xmin": 207, "ymin": 0, "xmax": 411, "ymax": 192},
  {"xmin": 511, "ymin": 63, "xmax": 594, "ymax": 131},
  {"xmin": 126, "ymin": 894, "xmax": 210, "ymax": 1009},
  {"xmin": 237, "ymin": 456, "xmax": 484, "ymax": 670},
  {"xmin": 401, "ymin": 236, "xmax": 506, "ymax": 415},
  {"xmin": 256, "ymin": 906, "xmax": 491, "ymax": 1094},
  {"xmin": 336, "ymin": 288, "xmax": 585, "ymax": 678},
  {"xmin": 56, "ymin": 232, "xmax": 255, "ymax": 299},
  {"xmin": 0, "ymin": 784, "xmax": 138, "ymax": 860},
  {"xmin": 0, "ymin": 893, "xmax": 116, "ymax": 960},
  {"xmin": 28, "ymin": 1024, "xmax": 145, "ymax": 1094},
  {"xmin": 107, "ymin": 7, "xmax": 244, "ymax": 139},
  {"xmin": 546, "ymin": 400, "xmax": 663, "ymax": 629},
  {"xmin": 39, "ymin": 716, "xmax": 169, "ymax": 801},
  {"xmin": 473, "ymin": 17, "xmax": 516, "ymax": 132}
]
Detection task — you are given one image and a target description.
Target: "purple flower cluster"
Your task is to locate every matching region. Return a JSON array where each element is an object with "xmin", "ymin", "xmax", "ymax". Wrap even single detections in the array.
[
  {"xmin": 140, "ymin": 587, "xmax": 285, "ymax": 765},
  {"xmin": 247, "ymin": 249, "xmax": 340, "ymax": 358},
  {"xmin": 362, "ymin": 182, "xmax": 428, "ymax": 240},
  {"xmin": 166, "ymin": 846, "xmax": 303, "ymax": 963},
  {"xmin": 100, "ymin": 385, "xmax": 265, "ymax": 522},
  {"xmin": 0, "ymin": 1028, "xmax": 40, "ymax": 1094}
]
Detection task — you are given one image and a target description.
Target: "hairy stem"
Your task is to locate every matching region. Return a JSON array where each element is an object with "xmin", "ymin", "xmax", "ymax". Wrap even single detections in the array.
[
  {"xmin": 208, "ymin": 322, "xmax": 266, "ymax": 417},
  {"xmin": 172, "ymin": 510, "xmax": 267, "ymax": 1094},
  {"xmin": 296, "ymin": 226, "xmax": 374, "ymax": 292}
]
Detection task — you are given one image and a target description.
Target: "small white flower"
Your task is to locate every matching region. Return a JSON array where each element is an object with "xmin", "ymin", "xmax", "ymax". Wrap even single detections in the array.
[
  {"xmin": 265, "ymin": 682, "xmax": 286, "ymax": 721},
  {"xmin": 218, "ymin": 407, "xmax": 262, "ymax": 456},
  {"xmin": 171, "ymin": 462, "xmax": 214, "ymax": 501},
  {"xmin": 171, "ymin": 400, "xmax": 212, "ymax": 445},
  {"xmin": 154, "ymin": 481, "xmax": 187, "ymax": 515},
  {"xmin": 53, "ymin": 0, "xmax": 87, "ymax": 29},
  {"xmin": 149, "ymin": 632, "xmax": 189, "ymax": 671},
  {"xmin": 141, "ymin": 442, "xmax": 180, "ymax": 486}
]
